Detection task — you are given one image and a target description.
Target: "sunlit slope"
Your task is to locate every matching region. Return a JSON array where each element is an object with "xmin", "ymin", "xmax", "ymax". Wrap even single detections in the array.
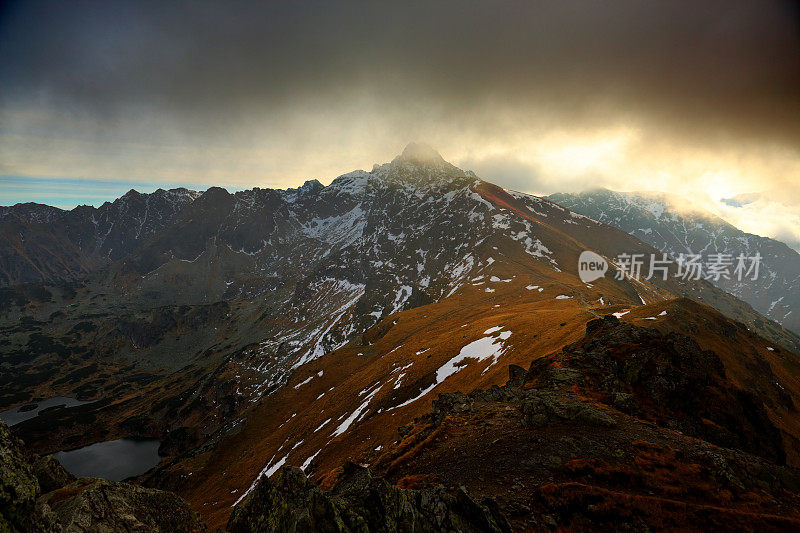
[{"xmin": 155, "ymin": 260, "xmax": 800, "ymax": 529}]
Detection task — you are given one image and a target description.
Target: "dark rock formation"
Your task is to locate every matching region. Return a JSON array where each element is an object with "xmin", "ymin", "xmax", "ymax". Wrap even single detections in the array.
[
  {"xmin": 565, "ymin": 315, "xmax": 786, "ymax": 463},
  {"xmin": 31, "ymin": 456, "xmax": 74, "ymax": 494},
  {"xmin": 228, "ymin": 463, "xmax": 511, "ymax": 533},
  {"xmin": 520, "ymin": 391, "xmax": 616, "ymax": 428},
  {"xmin": 0, "ymin": 421, "xmax": 39, "ymax": 531},
  {"xmin": 34, "ymin": 478, "xmax": 206, "ymax": 532}
]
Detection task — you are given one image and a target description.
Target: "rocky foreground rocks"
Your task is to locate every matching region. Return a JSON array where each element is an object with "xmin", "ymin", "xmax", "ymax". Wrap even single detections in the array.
[
  {"xmin": 228, "ymin": 463, "xmax": 511, "ymax": 533},
  {"xmin": 0, "ymin": 420, "xmax": 205, "ymax": 532}
]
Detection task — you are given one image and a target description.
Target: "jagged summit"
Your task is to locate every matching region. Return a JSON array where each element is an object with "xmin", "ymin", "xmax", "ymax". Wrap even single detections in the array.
[
  {"xmin": 370, "ymin": 142, "xmax": 476, "ymax": 185},
  {"xmin": 392, "ymin": 142, "xmax": 447, "ymax": 167}
]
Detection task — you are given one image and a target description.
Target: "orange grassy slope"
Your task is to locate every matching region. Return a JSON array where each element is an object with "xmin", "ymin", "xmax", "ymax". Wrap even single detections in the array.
[
  {"xmin": 159, "ymin": 281, "xmax": 800, "ymax": 529},
  {"xmin": 144, "ymin": 183, "xmax": 800, "ymax": 530}
]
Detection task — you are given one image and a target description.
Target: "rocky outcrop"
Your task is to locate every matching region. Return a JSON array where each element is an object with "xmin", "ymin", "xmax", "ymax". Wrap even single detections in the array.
[
  {"xmin": 0, "ymin": 420, "xmax": 205, "ymax": 532},
  {"xmin": 0, "ymin": 421, "xmax": 39, "ymax": 531},
  {"xmin": 564, "ymin": 315, "xmax": 787, "ymax": 463},
  {"xmin": 33, "ymin": 478, "xmax": 206, "ymax": 532},
  {"xmin": 227, "ymin": 463, "xmax": 511, "ymax": 533},
  {"xmin": 520, "ymin": 391, "xmax": 616, "ymax": 428},
  {"xmin": 31, "ymin": 456, "xmax": 73, "ymax": 495}
]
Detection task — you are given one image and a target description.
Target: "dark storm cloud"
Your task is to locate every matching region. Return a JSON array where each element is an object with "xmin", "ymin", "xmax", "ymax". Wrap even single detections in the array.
[{"xmin": 1, "ymin": 0, "xmax": 798, "ymax": 146}]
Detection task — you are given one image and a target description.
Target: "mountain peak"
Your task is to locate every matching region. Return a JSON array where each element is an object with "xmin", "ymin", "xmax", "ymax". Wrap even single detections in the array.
[{"xmin": 395, "ymin": 142, "xmax": 446, "ymax": 166}]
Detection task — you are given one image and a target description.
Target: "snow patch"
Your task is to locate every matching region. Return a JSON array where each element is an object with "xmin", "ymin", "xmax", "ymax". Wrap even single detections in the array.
[
  {"xmin": 391, "ymin": 329, "xmax": 511, "ymax": 409},
  {"xmin": 333, "ymin": 385, "xmax": 381, "ymax": 437},
  {"xmin": 301, "ymin": 450, "xmax": 321, "ymax": 471}
]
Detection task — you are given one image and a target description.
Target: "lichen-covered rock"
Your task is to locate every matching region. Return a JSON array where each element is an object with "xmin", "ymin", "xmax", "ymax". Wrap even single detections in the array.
[
  {"xmin": 570, "ymin": 316, "xmax": 787, "ymax": 463},
  {"xmin": 33, "ymin": 478, "xmax": 206, "ymax": 532},
  {"xmin": 0, "ymin": 421, "xmax": 39, "ymax": 532},
  {"xmin": 227, "ymin": 463, "xmax": 510, "ymax": 533},
  {"xmin": 32, "ymin": 455, "xmax": 74, "ymax": 494},
  {"xmin": 520, "ymin": 391, "xmax": 616, "ymax": 428}
]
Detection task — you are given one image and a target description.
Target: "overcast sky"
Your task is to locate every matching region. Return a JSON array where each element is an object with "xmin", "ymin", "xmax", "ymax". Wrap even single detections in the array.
[{"xmin": 1, "ymin": 1, "xmax": 799, "ymax": 247}]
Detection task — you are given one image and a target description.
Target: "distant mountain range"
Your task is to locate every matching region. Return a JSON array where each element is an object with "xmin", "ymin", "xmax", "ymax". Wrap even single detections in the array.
[
  {"xmin": 548, "ymin": 189, "xmax": 800, "ymax": 334},
  {"xmin": 0, "ymin": 188, "xmax": 202, "ymax": 286},
  {"xmin": 2, "ymin": 145, "xmax": 799, "ymax": 530}
]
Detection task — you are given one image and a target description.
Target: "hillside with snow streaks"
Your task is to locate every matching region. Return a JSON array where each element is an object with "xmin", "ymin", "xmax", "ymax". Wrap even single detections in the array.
[
  {"xmin": 5, "ymin": 148, "xmax": 799, "ymax": 412},
  {"xmin": 22, "ymin": 144, "xmax": 569, "ymax": 403},
  {"xmin": 6, "ymin": 145, "xmax": 800, "ymax": 531},
  {"xmin": 218, "ymin": 147, "xmax": 572, "ymax": 394}
]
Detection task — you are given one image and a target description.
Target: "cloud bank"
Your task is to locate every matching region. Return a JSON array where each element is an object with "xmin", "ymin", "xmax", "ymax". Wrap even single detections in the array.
[{"xmin": 1, "ymin": 0, "xmax": 798, "ymax": 245}]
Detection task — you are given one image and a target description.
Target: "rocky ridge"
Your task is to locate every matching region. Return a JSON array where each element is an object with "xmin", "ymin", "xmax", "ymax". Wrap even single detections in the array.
[{"xmin": 360, "ymin": 314, "xmax": 800, "ymax": 530}]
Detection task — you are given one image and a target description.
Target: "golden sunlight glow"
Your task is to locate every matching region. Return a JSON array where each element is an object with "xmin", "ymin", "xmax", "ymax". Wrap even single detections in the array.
[
  {"xmin": 699, "ymin": 170, "xmax": 740, "ymax": 202},
  {"xmin": 536, "ymin": 128, "xmax": 637, "ymax": 176}
]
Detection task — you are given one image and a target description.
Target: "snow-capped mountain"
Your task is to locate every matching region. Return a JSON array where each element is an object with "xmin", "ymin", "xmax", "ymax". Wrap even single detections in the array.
[
  {"xmin": 38, "ymin": 145, "xmax": 788, "ymax": 397},
  {"xmin": 4, "ymin": 145, "xmax": 800, "ymax": 530},
  {"xmin": 548, "ymin": 189, "xmax": 800, "ymax": 334},
  {"xmin": 3, "ymin": 147, "xmax": 798, "ymax": 406}
]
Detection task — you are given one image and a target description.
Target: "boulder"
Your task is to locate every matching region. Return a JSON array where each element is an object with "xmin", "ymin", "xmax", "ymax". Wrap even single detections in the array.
[{"xmin": 34, "ymin": 478, "xmax": 206, "ymax": 532}]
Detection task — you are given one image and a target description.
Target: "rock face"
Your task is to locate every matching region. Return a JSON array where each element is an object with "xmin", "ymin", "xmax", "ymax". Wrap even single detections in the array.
[
  {"xmin": 0, "ymin": 421, "xmax": 39, "ymax": 531},
  {"xmin": 561, "ymin": 314, "xmax": 787, "ymax": 463},
  {"xmin": 227, "ymin": 463, "xmax": 510, "ymax": 533},
  {"xmin": 0, "ymin": 420, "xmax": 205, "ymax": 532}
]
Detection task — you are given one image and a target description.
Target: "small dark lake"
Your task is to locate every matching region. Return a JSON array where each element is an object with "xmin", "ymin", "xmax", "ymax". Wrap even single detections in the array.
[
  {"xmin": 54, "ymin": 438, "xmax": 161, "ymax": 481},
  {"xmin": 0, "ymin": 396, "xmax": 96, "ymax": 426}
]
